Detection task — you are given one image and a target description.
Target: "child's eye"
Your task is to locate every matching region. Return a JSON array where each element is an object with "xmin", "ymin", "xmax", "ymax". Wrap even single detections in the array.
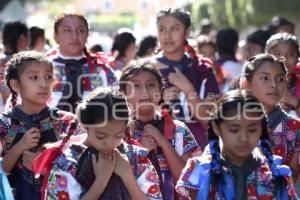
[
  {"xmin": 63, "ymin": 28, "xmax": 71, "ymax": 32},
  {"xmin": 148, "ymin": 82, "xmax": 156, "ymax": 87},
  {"xmin": 249, "ymin": 129, "xmax": 257, "ymax": 133},
  {"xmin": 78, "ymin": 28, "xmax": 86, "ymax": 33},
  {"xmin": 134, "ymin": 84, "xmax": 140, "ymax": 88},
  {"xmin": 277, "ymin": 77, "xmax": 286, "ymax": 83},
  {"xmin": 171, "ymin": 27, "xmax": 179, "ymax": 32},
  {"xmin": 115, "ymin": 134, "xmax": 123, "ymax": 139},
  {"xmin": 288, "ymin": 52, "xmax": 297, "ymax": 57},
  {"xmin": 158, "ymin": 27, "xmax": 164, "ymax": 32},
  {"xmin": 46, "ymin": 75, "xmax": 53, "ymax": 80},
  {"xmin": 29, "ymin": 76, "xmax": 38, "ymax": 80},
  {"xmin": 260, "ymin": 76, "xmax": 268, "ymax": 81},
  {"xmin": 96, "ymin": 136, "xmax": 105, "ymax": 140},
  {"xmin": 229, "ymin": 129, "xmax": 239, "ymax": 133}
]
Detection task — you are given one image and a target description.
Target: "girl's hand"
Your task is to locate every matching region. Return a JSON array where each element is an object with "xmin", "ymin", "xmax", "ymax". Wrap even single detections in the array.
[
  {"xmin": 140, "ymin": 135, "xmax": 157, "ymax": 152},
  {"xmin": 15, "ymin": 128, "xmax": 40, "ymax": 154},
  {"xmin": 22, "ymin": 151, "xmax": 40, "ymax": 171},
  {"xmin": 92, "ymin": 152, "xmax": 115, "ymax": 179},
  {"xmin": 114, "ymin": 149, "xmax": 132, "ymax": 180},
  {"xmin": 143, "ymin": 124, "xmax": 166, "ymax": 147},
  {"xmin": 168, "ymin": 67, "xmax": 195, "ymax": 94}
]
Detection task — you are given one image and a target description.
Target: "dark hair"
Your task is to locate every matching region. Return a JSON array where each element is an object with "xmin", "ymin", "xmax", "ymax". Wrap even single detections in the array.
[
  {"xmin": 76, "ymin": 87, "xmax": 129, "ymax": 126},
  {"xmin": 156, "ymin": 7, "xmax": 191, "ymax": 29},
  {"xmin": 111, "ymin": 32, "xmax": 136, "ymax": 58},
  {"xmin": 241, "ymin": 53, "xmax": 287, "ymax": 86},
  {"xmin": 29, "ymin": 26, "xmax": 45, "ymax": 49},
  {"xmin": 136, "ymin": 36, "xmax": 157, "ymax": 57},
  {"xmin": 2, "ymin": 21, "xmax": 28, "ymax": 54},
  {"xmin": 216, "ymin": 28, "xmax": 239, "ymax": 57},
  {"xmin": 265, "ymin": 32, "xmax": 299, "ymax": 57},
  {"xmin": 246, "ymin": 29, "xmax": 270, "ymax": 50},
  {"xmin": 197, "ymin": 35, "xmax": 216, "ymax": 52},
  {"xmin": 89, "ymin": 44, "xmax": 103, "ymax": 53},
  {"xmin": 54, "ymin": 11, "xmax": 89, "ymax": 33},
  {"xmin": 208, "ymin": 89, "xmax": 287, "ymax": 196},
  {"xmin": 5, "ymin": 51, "xmax": 53, "ymax": 107},
  {"xmin": 268, "ymin": 16, "xmax": 295, "ymax": 35},
  {"xmin": 119, "ymin": 60, "xmax": 163, "ymax": 93}
]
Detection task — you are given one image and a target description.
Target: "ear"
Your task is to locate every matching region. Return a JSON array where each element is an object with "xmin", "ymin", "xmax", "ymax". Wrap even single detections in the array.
[
  {"xmin": 185, "ymin": 27, "xmax": 192, "ymax": 39},
  {"xmin": 9, "ymin": 79, "xmax": 20, "ymax": 93},
  {"xmin": 211, "ymin": 121, "xmax": 221, "ymax": 137}
]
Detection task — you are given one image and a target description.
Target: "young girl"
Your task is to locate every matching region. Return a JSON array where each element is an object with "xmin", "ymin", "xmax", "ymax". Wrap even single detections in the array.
[
  {"xmin": 240, "ymin": 53, "xmax": 300, "ymax": 182},
  {"xmin": 197, "ymin": 34, "xmax": 224, "ymax": 91},
  {"xmin": 119, "ymin": 60, "xmax": 199, "ymax": 200},
  {"xmin": 0, "ymin": 51, "xmax": 83, "ymax": 200},
  {"xmin": 43, "ymin": 87, "xmax": 162, "ymax": 200},
  {"xmin": 265, "ymin": 32, "xmax": 300, "ymax": 116},
  {"xmin": 110, "ymin": 30, "xmax": 137, "ymax": 78},
  {"xmin": 151, "ymin": 7, "xmax": 220, "ymax": 148},
  {"xmin": 176, "ymin": 89, "xmax": 298, "ymax": 199},
  {"xmin": 47, "ymin": 11, "xmax": 117, "ymax": 113},
  {"xmin": 0, "ymin": 21, "xmax": 29, "ymax": 112}
]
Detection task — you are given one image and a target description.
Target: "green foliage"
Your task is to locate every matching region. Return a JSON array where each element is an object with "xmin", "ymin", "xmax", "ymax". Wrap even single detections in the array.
[{"xmin": 190, "ymin": 0, "xmax": 300, "ymax": 31}]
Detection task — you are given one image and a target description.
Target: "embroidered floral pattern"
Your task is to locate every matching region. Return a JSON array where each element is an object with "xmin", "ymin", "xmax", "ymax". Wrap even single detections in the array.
[
  {"xmin": 126, "ymin": 118, "xmax": 198, "ymax": 200},
  {"xmin": 176, "ymin": 152, "xmax": 298, "ymax": 200},
  {"xmin": 46, "ymin": 142, "xmax": 163, "ymax": 200},
  {"xmin": 268, "ymin": 107, "xmax": 300, "ymax": 164}
]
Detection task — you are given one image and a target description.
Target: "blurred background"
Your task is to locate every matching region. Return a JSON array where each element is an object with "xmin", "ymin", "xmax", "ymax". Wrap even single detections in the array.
[{"xmin": 0, "ymin": 0, "xmax": 300, "ymax": 52}]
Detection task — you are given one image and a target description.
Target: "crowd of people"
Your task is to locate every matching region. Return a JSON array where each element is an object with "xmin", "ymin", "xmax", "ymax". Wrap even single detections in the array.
[{"xmin": 0, "ymin": 6, "xmax": 299, "ymax": 200}]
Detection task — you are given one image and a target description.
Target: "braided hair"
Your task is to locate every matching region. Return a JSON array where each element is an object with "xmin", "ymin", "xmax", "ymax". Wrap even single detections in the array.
[
  {"xmin": 208, "ymin": 89, "xmax": 288, "ymax": 197},
  {"xmin": 5, "ymin": 51, "xmax": 52, "ymax": 107}
]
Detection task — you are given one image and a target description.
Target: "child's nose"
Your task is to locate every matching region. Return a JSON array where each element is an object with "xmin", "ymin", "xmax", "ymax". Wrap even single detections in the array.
[
  {"xmin": 239, "ymin": 132, "xmax": 249, "ymax": 142},
  {"xmin": 39, "ymin": 79, "xmax": 47, "ymax": 87},
  {"xmin": 268, "ymin": 79, "xmax": 277, "ymax": 88}
]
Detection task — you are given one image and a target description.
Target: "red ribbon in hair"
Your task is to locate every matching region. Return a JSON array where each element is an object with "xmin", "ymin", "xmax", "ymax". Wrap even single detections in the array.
[{"xmin": 32, "ymin": 121, "xmax": 78, "ymax": 200}]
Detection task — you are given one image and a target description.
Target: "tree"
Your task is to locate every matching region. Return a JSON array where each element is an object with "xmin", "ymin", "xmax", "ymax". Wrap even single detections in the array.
[{"xmin": 190, "ymin": 0, "xmax": 300, "ymax": 31}]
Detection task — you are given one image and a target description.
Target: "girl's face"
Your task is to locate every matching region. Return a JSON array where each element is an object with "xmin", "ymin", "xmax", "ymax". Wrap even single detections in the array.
[
  {"xmin": 12, "ymin": 63, "xmax": 53, "ymax": 108},
  {"xmin": 247, "ymin": 61, "xmax": 287, "ymax": 113},
  {"xmin": 125, "ymin": 71, "xmax": 161, "ymax": 117},
  {"xmin": 199, "ymin": 44, "xmax": 216, "ymax": 62},
  {"xmin": 17, "ymin": 34, "xmax": 29, "ymax": 52},
  {"xmin": 214, "ymin": 113, "xmax": 262, "ymax": 166},
  {"xmin": 87, "ymin": 120, "xmax": 126, "ymax": 154},
  {"xmin": 34, "ymin": 36, "xmax": 46, "ymax": 52},
  {"xmin": 268, "ymin": 41, "xmax": 298, "ymax": 73},
  {"xmin": 54, "ymin": 16, "xmax": 88, "ymax": 57},
  {"xmin": 157, "ymin": 16, "xmax": 188, "ymax": 55},
  {"xmin": 124, "ymin": 42, "xmax": 137, "ymax": 61},
  {"xmin": 244, "ymin": 42, "xmax": 263, "ymax": 60}
]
